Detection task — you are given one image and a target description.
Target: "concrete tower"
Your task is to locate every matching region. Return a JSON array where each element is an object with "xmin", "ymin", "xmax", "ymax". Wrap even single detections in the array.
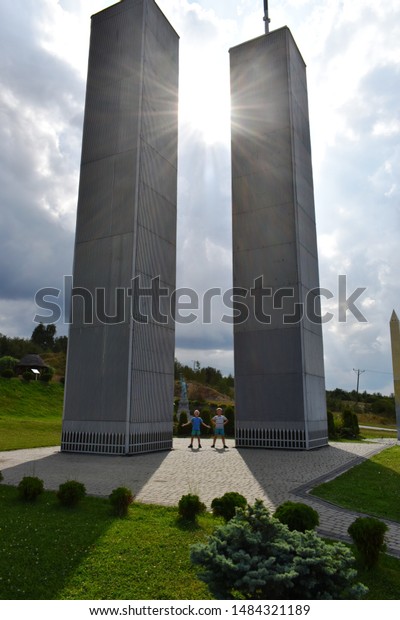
[
  {"xmin": 230, "ymin": 23, "xmax": 328, "ymax": 449},
  {"xmin": 62, "ymin": 0, "xmax": 179, "ymax": 454},
  {"xmin": 390, "ymin": 311, "xmax": 400, "ymax": 442}
]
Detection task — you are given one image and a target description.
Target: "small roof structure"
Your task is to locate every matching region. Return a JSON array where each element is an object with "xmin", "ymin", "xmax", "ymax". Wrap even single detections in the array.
[{"xmin": 15, "ymin": 354, "xmax": 48, "ymax": 374}]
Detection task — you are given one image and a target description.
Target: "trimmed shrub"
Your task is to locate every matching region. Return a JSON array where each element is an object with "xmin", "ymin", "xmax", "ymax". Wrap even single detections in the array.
[
  {"xmin": 0, "ymin": 356, "xmax": 18, "ymax": 373},
  {"xmin": 57, "ymin": 480, "xmax": 86, "ymax": 508},
  {"xmin": 39, "ymin": 372, "xmax": 53, "ymax": 383},
  {"xmin": 327, "ymin": 410, "xmax": 336, "ymax": 439},
  {"xmin": 177, "ymin": 411, "xmax": 188, "ymax": 436},
  {"xmin": 191, "ymin": 500, "xmax": 367, "ymax": 600},
  {"xmin": 200, "ymin": 408, "xmax": 211, "ymax": 428},
  {"xmin": 340, "ymin": 408, "xmax": 359, "ymax": 438},
  {"xmin": 109, "ymin": 487, "xmax": 134, "ymax": 517},
  {"xmin": 1, "ymin": 368, "xmax": 14, "ymax": 379},
  {"xmin": 371, "ymin": 398, "xmax": 395, "ymax": 417},
  {"xmin": 22, "ymin": 371, "xmax": 34, "ymax": 382},
  {"xmin": 178, "ymin": 493, "xmax": 206, "ymax": 522},
  {"xmin": 18, "ymin": 476, "xmax": 44, "ymax": 502},
  {"xmin": 348, "ymin": 517, "xmax": 388, "ymax": 569},
  {"xmin": 211, "ymin": 492, "xmax": 247, "ymax": 522},
  {"xmin": 223, "ymin": 406, "xmax": 235, "ymax": 436},
  {"xmin": 273, "ymin": 501, "xmax": 320, "ymax": 532}
]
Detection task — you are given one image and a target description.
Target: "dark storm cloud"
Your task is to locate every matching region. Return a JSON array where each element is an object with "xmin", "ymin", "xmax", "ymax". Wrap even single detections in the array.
[{"xmin": 0, "ymin": 0, "xmax": 84, "ymax": 332}]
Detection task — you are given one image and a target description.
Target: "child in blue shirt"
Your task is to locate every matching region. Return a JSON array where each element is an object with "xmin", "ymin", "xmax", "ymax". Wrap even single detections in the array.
[{"xmin": 182, "ymin": 410, "xmax": 210, "ymax": 449}]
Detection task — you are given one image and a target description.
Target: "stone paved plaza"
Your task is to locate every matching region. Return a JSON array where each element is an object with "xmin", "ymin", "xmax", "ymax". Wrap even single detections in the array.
[{"xmin": 1, "ymin": 438, "xmax": 399, "ymax": 557}]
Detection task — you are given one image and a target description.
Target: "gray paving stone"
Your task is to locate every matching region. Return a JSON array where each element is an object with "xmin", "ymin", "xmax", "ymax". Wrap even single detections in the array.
[{"xmin": 0, "ymin": 438, "xmax": 399, "ymax": 557}]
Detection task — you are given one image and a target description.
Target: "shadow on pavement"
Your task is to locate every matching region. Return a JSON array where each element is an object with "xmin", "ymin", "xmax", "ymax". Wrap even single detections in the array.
[{"xmin": 0, "ymin": 447, "xmax": 171, "ymax": 498}]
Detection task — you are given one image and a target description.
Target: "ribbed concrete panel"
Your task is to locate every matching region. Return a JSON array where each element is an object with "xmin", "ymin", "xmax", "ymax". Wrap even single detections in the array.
[
  {"xmin": 110, "ymin": 151, "xmax": 138, "ymax": 236},
  {"xmin": 235, "ymin": 328, "xmax": 303, "ymax": 377},
  {"xmin": 71, "ymin": 233, "xmax": 133, "ymax": 327},
  {"xmin": 62, "ymin": 0, "xmax": 178, "ymax": 455},
  {"xmin": 298, "ymin": 207, "xmax": 318, "ymax": 256},
  {"xmin": 75, "ymin": 159, "xmax": 114, "ymax": 243},
  {"xmin": 132, "ymin": 280, "xmax": 175, "ymax": 330},
  {"xmin": 140, "ymin": 142, "xmax": 177, "ymax": 206},
  {"xmin": 299, "ymin": 245, "xmax": 320, "ymax": 292},
  {"xmin": 75, "ymin": 153, "xmax": 138, "ymax": 243},
  {"xmin": 235, "ymin": 373, "xmax": 305, "ymax": 425},
  {"xmin": 136, "ymin": 225, "xmax": 175, "ymax": 283},
  {"xmin": 230, "ymin": 26, "xmax": 327, "ymax": 449},
  {"xmin": 132, "ymin": 322, "xmax": 174, "ymax": 374},
  {"xmin": 64, "ymin": 324, "xmax": 130, "ymax": 423},
  {"xmin": 231, "ymin": 283, "xmax": 302, "ymax": 334},
  {"xmin": 233, "ymin": 205, "xmax": 296, "ymax": 252},
  {"xmin": 138, "ymin": 183, "xmax": 176, "ymax": 244},
  {"xmin": 234, "ymin": 244, "xmax": 299, "ymax": 288},
  {"xmin": 232, "ymin": 170, "xmax": 293, "ymax": 212},
  {"xmin": 130, "ymin": 369, "xmax": 173, "ymax": 424}
]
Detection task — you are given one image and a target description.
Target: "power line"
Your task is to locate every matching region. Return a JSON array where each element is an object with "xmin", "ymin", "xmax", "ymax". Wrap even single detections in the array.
[{"xmin": 363, "ymin": 369, "xmax": 393, "ymax": 375}]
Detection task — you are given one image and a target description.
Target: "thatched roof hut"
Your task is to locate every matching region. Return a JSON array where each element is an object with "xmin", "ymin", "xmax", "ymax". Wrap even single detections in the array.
[{"xmin": 15, "ymin": 354, "xmax": 48, "ymax": 374}]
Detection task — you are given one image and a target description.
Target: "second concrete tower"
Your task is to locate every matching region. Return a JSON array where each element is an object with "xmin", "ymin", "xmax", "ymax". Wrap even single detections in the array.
[{"xmin": 230, "ymin": 27, "xmax": 327, "ymax": 449}]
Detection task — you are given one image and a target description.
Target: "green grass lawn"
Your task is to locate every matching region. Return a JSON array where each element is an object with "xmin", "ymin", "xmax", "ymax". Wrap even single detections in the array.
[
  {"xmin": 0, "ymin": 483, "xmax": 399, "ymax": 600},
  {"xmin": 1, "ymin": 378, "xmax": 399, "ymax": 600},
  {"xmin": 0, "ymin": 485, "xmax": 213, "ymax": 600},
  {"xmin": 0, "ymin": 377, "xmax": 63, "ymax": 450},
  {"xmin": 357, "ymin": 553, "xmax": 400, "ymax": 600},
  {"xmin": 311, "ymin": 446, "xmax": 400, "ymax": 522},
  {"xmin": 359, "ymin": 428, "xmax": 397, "ymax": 440}
]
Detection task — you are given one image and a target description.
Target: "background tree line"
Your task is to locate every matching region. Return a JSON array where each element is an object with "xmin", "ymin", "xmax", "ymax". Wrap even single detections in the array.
[
  {"xmin": 0, "ymin": 327, "xmax": 396, "ymax": 420},
  {"xmin": 326, "ymin": 387, "xmax": 395, "ymax": 418},
  {"xmin": 174, "ymin": 358, "xmax": 234, "ymax": 398},
  {"xmin": 0, "ymin": 324, "xmax": 67, "ymax": 359}
]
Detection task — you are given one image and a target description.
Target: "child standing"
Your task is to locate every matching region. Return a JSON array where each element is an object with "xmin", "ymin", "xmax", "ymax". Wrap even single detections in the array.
[
  {"xmin": 182, "ymin": 410, "xmax": 210, "ymax": 449},
  {"xmin": 211, "ymin": 408, "xmax": 228, "ymax": 449}
]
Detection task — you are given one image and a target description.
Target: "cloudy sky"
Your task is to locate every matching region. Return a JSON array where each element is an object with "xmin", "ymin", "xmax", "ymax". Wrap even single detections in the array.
[{"xmin": 0, "ymin": 0, "xmax": 399, "ymax": 394}]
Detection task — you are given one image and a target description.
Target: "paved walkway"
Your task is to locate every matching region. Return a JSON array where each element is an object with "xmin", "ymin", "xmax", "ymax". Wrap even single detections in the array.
[{"xmin": 1, "ymin": 438, "xmax": 399, "ymax": 557}]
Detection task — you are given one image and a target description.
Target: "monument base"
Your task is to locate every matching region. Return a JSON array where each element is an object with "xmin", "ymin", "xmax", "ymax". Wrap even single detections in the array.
[
  {"xmin": 235, "ymin": 424, "xmax": 328, "ymax": 450},
  {"xmin": 61, "ymin": 420, "xmax": 173, "ymax": 455}
]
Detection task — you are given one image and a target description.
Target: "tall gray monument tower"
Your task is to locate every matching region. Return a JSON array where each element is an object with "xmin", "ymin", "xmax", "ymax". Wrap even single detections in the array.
[
  {"xmin": 62, "ymin": 0, "xmax": 179, "ymax": 454},
  {"xmin": 390, "ymin": 310, "xmax": 400, "ymax": 442},
  {"xmin": 230, "ymin": 9, "xmax": 328, "ymax": 449}
]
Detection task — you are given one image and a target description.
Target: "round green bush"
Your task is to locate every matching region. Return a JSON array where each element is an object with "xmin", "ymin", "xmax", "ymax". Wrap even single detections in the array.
[
  {"xmin": 109, "ymin": 487, "xmax": 134, "ymax": 517},
  {"xmin": 57, "ymin": 480, "xmax": 86, "ymax": 507},
  {"xmin": 0, "ymin": 356, "xmax": 18, "ymax": 373},
  {"xmin": 22, "ymin": 371, "xmax": 34, "ymax": 382},
  {"xmin": 348, "ymin": 517, "xmax": 388, "ymax": 569},
  {"xmin": 211, "ymin": 492, "xmax": 247, "ymax": 521},
  {"xmin": 18, "ymin": 476, "xmax": 44, "ymax": 502},
  {"xmin": 191, "ymin": 500, "xmax": 367, "ymax": 600},
  {"xmin": 178, "ymin": 493, "xmax": 206, "ymax": 522},
  {"xmin": 273, "ymin": 501, "xmax": 320, "ymax": 532}
]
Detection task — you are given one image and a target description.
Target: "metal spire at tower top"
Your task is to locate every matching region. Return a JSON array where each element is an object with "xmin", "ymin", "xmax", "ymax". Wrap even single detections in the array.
[{"xmin": 263, "ymin": 0, "xmax": 271, "ymax": 33}]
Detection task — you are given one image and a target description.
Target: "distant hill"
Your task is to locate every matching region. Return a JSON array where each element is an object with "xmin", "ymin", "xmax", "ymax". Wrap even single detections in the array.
[{"xmin": 174, "ymin": 380, "xmax": 234, "ymax": 405}]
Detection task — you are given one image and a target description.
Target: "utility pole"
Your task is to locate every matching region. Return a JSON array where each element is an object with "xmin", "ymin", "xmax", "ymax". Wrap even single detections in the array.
[{"xmin": 353, "ymin": 368, "xmax": 365, "ymax": 403}]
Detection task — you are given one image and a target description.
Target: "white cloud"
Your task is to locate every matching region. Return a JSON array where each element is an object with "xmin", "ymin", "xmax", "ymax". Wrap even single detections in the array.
[{"xmin": 0, "ymin": 0, "xmax": 399, "ymax": 394}]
